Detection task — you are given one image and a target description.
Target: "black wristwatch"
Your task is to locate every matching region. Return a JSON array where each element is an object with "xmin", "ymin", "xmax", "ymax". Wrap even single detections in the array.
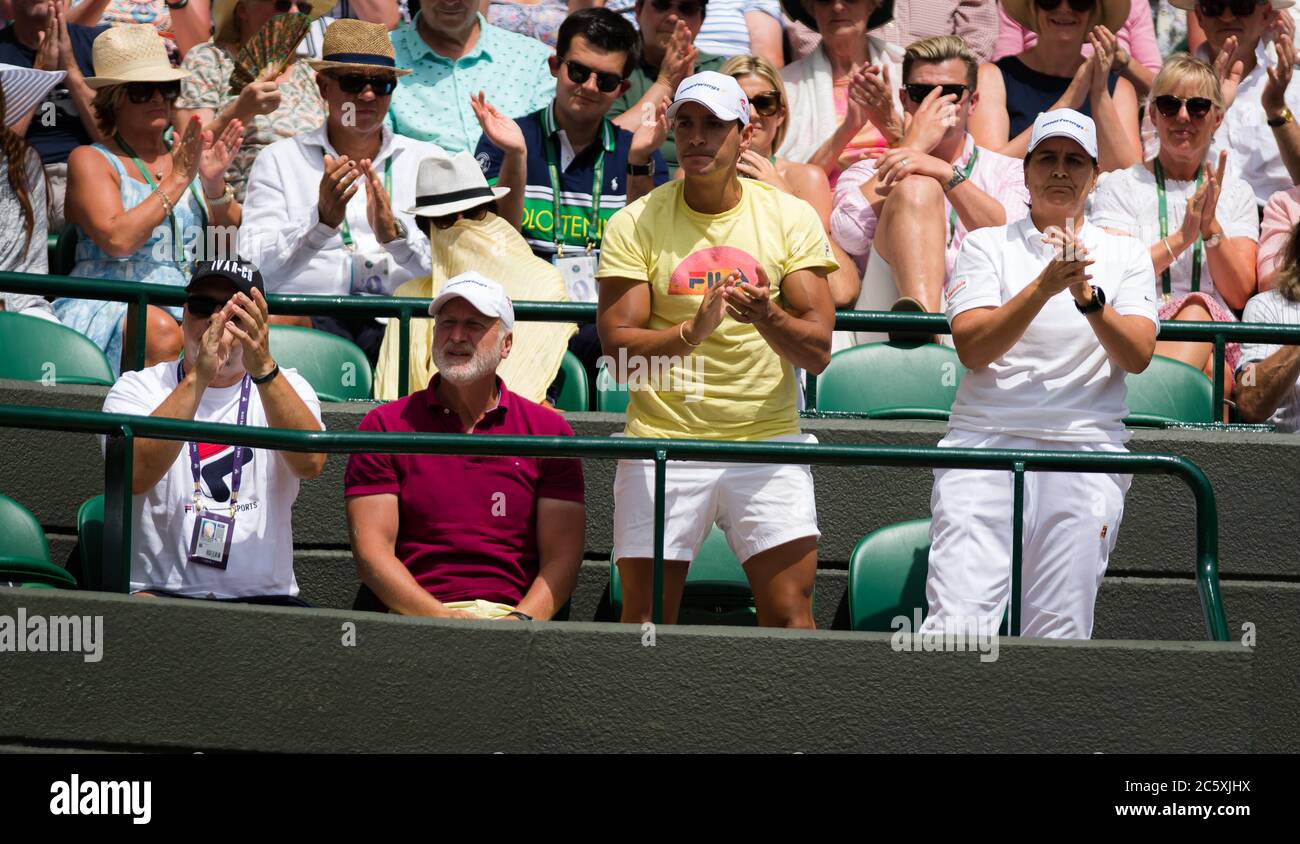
[
  {"xmin": 1075, "ymin": 285, "xmax": 1106, "ymax": 315},
  {"xmin": 165, "ymin": 0, "xmax": 190, "ymax": 9},
  {"xmin": 506, "ymin": 610, "xmax": 533, "ymax": 621},
  {"xmin": 251, "ymin": 362, "xmax": 281, "ymax": 384},
  {"xmin": 627, "ymin": 160, "xmax": 653, "ymax": 177}
]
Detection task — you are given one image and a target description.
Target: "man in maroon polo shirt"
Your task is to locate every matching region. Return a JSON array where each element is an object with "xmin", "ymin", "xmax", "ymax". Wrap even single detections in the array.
[{"xmin": 344, "ymin": 272, "xmax": 586, "ymax": 620}]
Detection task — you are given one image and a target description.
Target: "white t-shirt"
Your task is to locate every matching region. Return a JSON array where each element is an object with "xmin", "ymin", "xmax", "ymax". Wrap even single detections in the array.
[
  {"xmin": 1090, "ymin": 163, "xmax": 1258, "ymax": 312},
  {"xmin": 100, "ymin": 362, "xmax": 324, "ymax": 598},
  {"xmin": 1239, "ymin": 289, "xmax": 1300, "ymax": 433},
  {"xmin": 944, "ymin": 218, "xmax": 1160, "ymax": 443}
]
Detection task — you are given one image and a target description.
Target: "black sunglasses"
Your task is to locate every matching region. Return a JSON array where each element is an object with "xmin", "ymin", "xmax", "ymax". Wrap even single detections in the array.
[
  {"xmin": 904, "ymin": 83, "xmax": 969, "ymax": 104},
  {"xmin": 426, "ymin": 205, "xmax": 489, "ymax": 231},
  {"xmin": 649, "ymin": 0, "xmax": 705, "ymax": 16},
  {"xmin": 1032, "ymin": 0, "xmax": 1096, "ymax": 12},
  {"xmin": 563, "ymin": 60, "xmax": 624, "ymax": 93},
  {"xmin": 267, "ymin": 0, "xmax": 315, "ymax": 14},
  {"xmin": 185, "ymin": 295, "xmax": 229, "ymax": 318},
  {"xmin": 1153, "ymin": 94, "xmax": 1216, "ymax": 119},
  {"xmin": 330, "ymin": 73, "xmax": 399, "ymax": 96},
  {"xmin": 1197, "ymin": 0, "xmax": 1264, "ymax": 18},
  {"xmin": 124, "ymin": 81, "xmax": 181, "ymax": 104},
  {"xmin": 749, "ymin": 91, "xmax": 782, "ymax": 117}
]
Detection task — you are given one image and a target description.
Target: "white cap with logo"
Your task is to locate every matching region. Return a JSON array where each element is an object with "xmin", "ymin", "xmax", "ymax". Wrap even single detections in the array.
[
  {"xmin": 1027, "ymin": 108, "xmax": 1098, "ymax": 160},
  {"xmin": 667, "ymin": 70, "xmax": 751, "ymax": 125},
  {"xmin": 429, "ymin": 271, "xmax": 515, "ymax": 331}
]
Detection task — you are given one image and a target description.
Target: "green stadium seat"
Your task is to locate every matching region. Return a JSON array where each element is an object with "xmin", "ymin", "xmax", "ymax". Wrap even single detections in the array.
[
  {"xmin": 0, "ymin": 311, "xmax": 115, "ymax": 386},
  {"xmin": 816, "ymin": 342, "xmax": 964, "ymax": 419},
  {"xmin": 0, "ymin": 494, "xmax": 77, "ymax": 589},
  {"xmin": 1124, "ymin": 354, "xmax": 1215, "ymax": 426},
  {"xmin": 552, "ymin": 350, "xmax": 589, "ymax": 412},
  {"xmin": 268, "ymin": 325, "xmax": 373, "ymax": 402},
  {"xmin": 848, "ymin": 519, "xmax": 931, "ymax": 632},
  {"xmin": 609, "ymin": 526, "xmax": 757, "ymax": 626},
  {"xmin": 50, "ymin": 226, "xmax": 79, "ymax": 276},
  {"xmin": 77, "ymin": 495, "xmax": 107, "ymax": 593},
  {"xmin": 595, "ymin": 363, "xmax": 629, "ymax": 413}
]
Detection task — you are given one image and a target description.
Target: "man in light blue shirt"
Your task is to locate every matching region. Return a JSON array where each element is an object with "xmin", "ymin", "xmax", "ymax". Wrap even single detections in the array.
[{"xmin": 389, "ymin": 0, "xmax": 555, "ymax": 153}]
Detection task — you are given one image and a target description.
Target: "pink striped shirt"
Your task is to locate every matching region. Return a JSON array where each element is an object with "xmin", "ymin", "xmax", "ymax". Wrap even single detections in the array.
[
  {"xmin": 870, "ymin": 0, "xmax": 1001, "ymax": 64},
  {"xmin": 992, "ymin": 1, "xmax": 1164, "ymax": 73},
  {"xmin": 1259, "ymin": 186, "xmax": 1300, "ymax": 290}
]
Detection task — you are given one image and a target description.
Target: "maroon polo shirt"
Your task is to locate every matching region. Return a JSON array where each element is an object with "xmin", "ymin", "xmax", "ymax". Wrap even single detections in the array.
[{"xmin": 344, "ymin": 376, "xmax": 585, "ymax": 607}]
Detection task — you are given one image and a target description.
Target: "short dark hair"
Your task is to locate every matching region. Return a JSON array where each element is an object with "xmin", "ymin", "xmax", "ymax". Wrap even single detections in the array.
[{"xmin": 557, "ymin": 8, "xmax": 642, "ymax": 78}]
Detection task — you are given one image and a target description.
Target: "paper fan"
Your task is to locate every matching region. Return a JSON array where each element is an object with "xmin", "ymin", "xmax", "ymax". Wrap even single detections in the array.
[{"xmin": 228, "ymin": 13, "xmax": 312, "ymax": 97}]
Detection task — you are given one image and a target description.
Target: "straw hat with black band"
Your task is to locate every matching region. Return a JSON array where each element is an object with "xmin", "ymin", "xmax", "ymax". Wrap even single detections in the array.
[
  {"xmin": 308, "ymin": 19, "xmax": 413, "ymax": 77},
  {"xmin": 1001, "ymin": 0, "xmax": 1130, "ymax": 36},
  {"xmin": 83, "ymin": 24, "xmax": 190, "ymax": 89},
  {"xmin": 211, "ymin": 0, "xmax": 331, "ymax": 46},
  {"xmin": 407, "ymin": 152, "xmax": 511, "ymax": 219},
  {"xmin": 780, "ymin": 0, "xmax": 894, "ymax": 32}
]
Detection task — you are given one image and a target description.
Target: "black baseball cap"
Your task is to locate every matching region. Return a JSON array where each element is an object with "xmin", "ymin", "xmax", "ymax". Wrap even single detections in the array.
[{"xmin": 187, "ymin": 260, "xmax": 265, "ymax": 296}]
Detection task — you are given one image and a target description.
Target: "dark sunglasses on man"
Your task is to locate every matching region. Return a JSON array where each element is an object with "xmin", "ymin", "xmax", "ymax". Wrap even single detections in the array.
[
  {"xmin": 124, "ymin": 81, "xmax": 181, "ymax": 104},
  {"xmin": 1032, "ymin": 0, "xmax": 1097, "ymax": 12},
  {"xmin": 330, "ymin": 73, "xmax": 399, "ymax": 96},
  {"xmin": 649, "ymin": 0, "xmax": 705, "ymax": 17},
  {"xmin": 1152, "ymin": 94, "xmax": 1216, "ymax": 119},
  {"xmin": 426, "ymin": 204, "xmax": 490, "ymax": 231},
  {"xmin": 748, "ymin": 91, "xmax": 782, "ymax": 116},
  {"xmin": 904, "ymin": 83, "xmax": 969, "ymax": 104},
  {"xmin": 563, "ymin": 60, "xmax": 624, "ymax": 93},
  {"xmin": 1197, "ymin": 0, "xmax": 1266, "ymax": 18},
  {"xmin": 185, "ymin": 295, "xmax": 231, "ymax": 319}
]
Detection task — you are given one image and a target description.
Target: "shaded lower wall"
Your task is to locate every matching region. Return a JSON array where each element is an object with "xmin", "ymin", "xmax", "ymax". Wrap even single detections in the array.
[{"xmin": 0, "ymin": 589, "xmax": 1257, "ymax": 753}]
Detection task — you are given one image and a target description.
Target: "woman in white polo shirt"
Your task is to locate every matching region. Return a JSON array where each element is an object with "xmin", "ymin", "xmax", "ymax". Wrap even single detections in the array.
[{"xmin": 920, "ymin": 109, "xmax": 1159, "ymax": 641}]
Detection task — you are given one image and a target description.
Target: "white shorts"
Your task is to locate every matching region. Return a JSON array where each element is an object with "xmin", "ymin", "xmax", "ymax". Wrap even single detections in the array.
[
  {"xmin": 612, "ymin": 433, "xmax": 820, "ymax": 565},
  {"xmin": 920, "ymin": 429, "xmax": 1131, "ymax": 640}
]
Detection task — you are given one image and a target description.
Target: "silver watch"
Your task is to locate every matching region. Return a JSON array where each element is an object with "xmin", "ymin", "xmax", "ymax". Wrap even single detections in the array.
[{"xmin": 943, "ymin": 168, "xmax": 967, "ymax": 192}]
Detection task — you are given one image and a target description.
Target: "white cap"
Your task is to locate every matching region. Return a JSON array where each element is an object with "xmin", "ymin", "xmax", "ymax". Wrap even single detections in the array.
[
  {"xmin": 429, "ymin": 272, "xmax": 515, "ymax": 331},
  {"xmin": 667, "ymin": 71, "xmax": 750, "ymax": 125},
  {"xmin": 1027, "ymin": 108, "xmax": 1098, "ymax": 160}
]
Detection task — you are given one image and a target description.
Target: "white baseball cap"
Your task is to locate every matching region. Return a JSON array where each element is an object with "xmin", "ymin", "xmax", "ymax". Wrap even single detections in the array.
[
  {"xmin": 667, "ymin": 70, "xmax": 750, "ymax": 125},
  {"xmin": 1027, "ymin": 108, "xmax": 1098, "ymax": 160},
  {"xmin": 429, "ymin": 272, "xmax": 515, "ymax": 331}
]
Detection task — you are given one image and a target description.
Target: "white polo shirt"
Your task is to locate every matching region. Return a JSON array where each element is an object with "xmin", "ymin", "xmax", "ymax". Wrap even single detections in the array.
[
  {"xmin": 944, "ymin": 217, "xmax": 1160, "ymax": 443},
  {"xmin": 1239, "ymin": 288, "xmax": 1300, "ymax": 433}
]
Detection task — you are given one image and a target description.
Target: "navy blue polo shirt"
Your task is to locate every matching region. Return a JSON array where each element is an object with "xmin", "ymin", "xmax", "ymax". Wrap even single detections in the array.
[
  {"xmin": 474, "ymin": 103, "xmax": 668, "ymax": 261},
  {"xmin": 0, "ymin": 23, "xmax": 107, "ymax": 165}
]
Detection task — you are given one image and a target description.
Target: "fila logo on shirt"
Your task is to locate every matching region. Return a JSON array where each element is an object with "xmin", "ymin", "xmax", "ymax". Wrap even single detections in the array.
[{"xmin": 195, "ymin": 443, "xmax": 253, "ymax": 503}]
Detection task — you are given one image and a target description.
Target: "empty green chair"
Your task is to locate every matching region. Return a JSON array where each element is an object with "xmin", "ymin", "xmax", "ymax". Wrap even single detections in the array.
[
  {"xmin": 77, "ymin": 495, "xmax": 107, "ymax": 593},
  {"xmin": 609, "ymin": 526, "xmax": 757, "ymax": 626},
  {"xmin": 268, "ymin": 325, "xmax": 373, "ymax": 402},
  {"xmin": 0, "ymin": 311, "xmax": 115, "ymax": 386},
  {"xmin": 595, "ymin": 363, "xmax": 629, "ymax": 413},
  {"xmin": 0, "ymin": 494, "xmax": 77, "ymax": 589},
  {"xmin": 816, "ymin": 342, "xmax": 964, "ymax": 419},
  {"xmin": 552, "ymin": 350, "xmax": 589, "ymax": 412},
  {"xmin": 848, "ymin": 519, "xmax": 932, "ymax": 632},
  {"xmin": 1123, "ymin": 354, "xmax": 1215, "ymax": 426}
]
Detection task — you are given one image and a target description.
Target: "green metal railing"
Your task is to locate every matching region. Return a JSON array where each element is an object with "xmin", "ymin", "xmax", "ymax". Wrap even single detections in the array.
[
  {"xmin": 0, "ymin": 404, "xmax": 1229, "ymax": 641},
  {"xmin": 6, "ymin": 271, "xmax": 1300, "ymax": 418}
]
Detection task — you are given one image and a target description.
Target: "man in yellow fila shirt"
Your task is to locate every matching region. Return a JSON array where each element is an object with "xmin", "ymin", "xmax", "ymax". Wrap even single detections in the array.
[{"xmin": 596, "ymin": 70, "xmax": 837, "ymax": 629}]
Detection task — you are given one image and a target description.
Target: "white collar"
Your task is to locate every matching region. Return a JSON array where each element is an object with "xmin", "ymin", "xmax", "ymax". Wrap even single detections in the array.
[{"xmin": 301, "ymin": 122, "xmax": 398, "ymax": 164}]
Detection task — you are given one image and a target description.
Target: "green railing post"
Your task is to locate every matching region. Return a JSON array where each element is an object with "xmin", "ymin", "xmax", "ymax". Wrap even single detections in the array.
[
  {"xmin": 1010, "ymin": 461, "xmax": 1025, "ymax": 637},
  {"xmin": 805, "ymin": 371, "xmax": 817, "ymax": 408},
  {"xmin": 652, "ymin": 448, "xmax": 667, "ymax": 626},
  {"xmin": 1212, "ymin": 333, "xmax": 1226, "ymax": 421},
  {"xmin": 134, "ymin": 293, "xmax": 149, "ymax": 373},
  {"xmin": 1185, "ymin": 458, "xmax": 1228, "ymax": 641},
  {"xmin": 398, "ymin": 306, "xmax": 413, "ymax": 397},
  {"xmin": 102, "ymin": 425, "xmax": 135, "ymax": 594}
]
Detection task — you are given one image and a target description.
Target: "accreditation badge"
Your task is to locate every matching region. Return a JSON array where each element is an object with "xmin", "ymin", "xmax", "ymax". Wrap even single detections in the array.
[
  {"xmin": 188, "ymin": 511, "xmax": 235, "ymax": 570},
  {"xmin": 553, "ymin": 252, "xmax": 599, "ymax": 303},
  {"xmin": 350, "ymin": 252, "xmax": 392, "ymax": 296}
]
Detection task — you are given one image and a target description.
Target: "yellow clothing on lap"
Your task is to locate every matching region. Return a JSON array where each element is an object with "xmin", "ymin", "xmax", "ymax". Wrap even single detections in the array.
[{"xmin": 595, "ymin": 180, "xmax": 837, "ymax": 441}]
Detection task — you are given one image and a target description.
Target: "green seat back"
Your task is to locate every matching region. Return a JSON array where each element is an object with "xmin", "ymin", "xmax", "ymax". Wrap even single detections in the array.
[
  {"xmin": 0, "ymin": 311, "xmax": 115, "ymax": 386},
  {"xmin": 268, "ymin": 325, "xmax": 373, "ymax": 402},
  {"xmin": 77, "ymin": 495, "xmax": 107, "ymax": 592},
  {"xmin": 595, "ymin": 363, "xmax": 629, "ymax": 414},
  {"xmin": 610, "ymin": 526, "xmax": 757, "ymax": 626},
  {"xmin": 816, "ymin": 342, "xmax": 964, "ymax": 419},
  {"xmin": 552, "ymin": 351, "xmax": 589, "ymax": 412},
  {"xmin": 51, "ymin": 226, "xmax": 79, "ymax": 276},
  {"xmin": 848, "ymin": 519, "xmax": 932, "ymax": 632},
  {"xmin": 1124, "ymin": 354, "xmax": 1215, "ymax": 426},
  {"xmin": 0, "ymin": 494, "xmax": 76, "ymax": 589}
]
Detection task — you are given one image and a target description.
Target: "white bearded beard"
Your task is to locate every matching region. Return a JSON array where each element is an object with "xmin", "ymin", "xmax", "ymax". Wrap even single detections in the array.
[{"xmin": 431, "ymin": 333, "xmax": 507, "ymax": 385}]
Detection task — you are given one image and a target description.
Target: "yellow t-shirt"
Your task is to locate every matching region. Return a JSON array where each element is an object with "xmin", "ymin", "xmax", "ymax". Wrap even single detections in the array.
[{"xmin": 595, "ymin": 179, "xmax": 837, "ymax": 441}]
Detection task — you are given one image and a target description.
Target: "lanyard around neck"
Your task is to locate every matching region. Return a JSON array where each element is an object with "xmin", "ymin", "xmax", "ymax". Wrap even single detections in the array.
[
  {"xmin": 1154, "ymin": 158, "xmax": 1204, "ymax": 300},
  {"xmin": 946, "ymin": 147, "xmax": 979, "ymax": 248},
  {"xmin": 177, "ymin": 362, "xmax": 252, "ymax": 515},
  {"xmin": 543, "ymin": 111, "xmax": 604, "ymax": 257},
  {"xmin": 338, "ymin": 154, "xmax": 394, "ymax": 249},
  {"xmin": 114, "ymin": 133, "xmax": 208, "ymax": 266}
]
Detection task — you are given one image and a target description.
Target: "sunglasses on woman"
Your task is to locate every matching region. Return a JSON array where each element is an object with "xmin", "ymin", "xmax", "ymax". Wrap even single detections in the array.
[
  {"xmin": 1197, "ymin": 0, "xmax": 1264, "ymax": 18},
  {"xmin": 185, "ymin": 295, "xmax": 229, "ymax": 318},
  {"xmin": 904, "ymin": 83, "xmax": 969, "ymax": 104},
  {"xmin": 124, "ymin": 81, "xmax": 181, "ymax": 104},
  {"xmin": 267, "ymin": 0, "xmax": 315, "ymax": 14},
  {"xmin": 1032, "ymin": 0, "xmax": 1096, "ymax": 12},
  {"xmin": 1153, "ymin": 94, "xmax": 1216, "ymax": 119},
  {"xmin": 649, "ymin": 0, "xmax": 704, "ymax": 17},
  {"xmin": 427, "ymin": 205, "xmax": 489, "ymax": 231},
  {"xmin": 563, "ymin": 60, "xmax": 624, "ymax": 93},
  {"xmin": 749, "ymin": 91, "xmax": 782, "ymax": 117},
  {"xmin": 330, "ymin": 73, "xmax": 399, "ymax": 96}
]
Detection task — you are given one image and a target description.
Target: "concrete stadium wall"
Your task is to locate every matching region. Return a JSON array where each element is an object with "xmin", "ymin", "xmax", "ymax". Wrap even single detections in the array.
[{"xmin": 0, "ymin": 589, "xmax": 1258, "ymax": 753}]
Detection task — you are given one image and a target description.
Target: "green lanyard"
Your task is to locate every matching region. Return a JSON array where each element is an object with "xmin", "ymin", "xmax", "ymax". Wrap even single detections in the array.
[
  {"xmin": 543, "ymin": 117, "xmax": 604, "ymax": 258},
  {"xmin": 339, "ymin": 156, "xmax": 393, "ymax": 249},
  {"xmin": 1154, "ymin": 158, "xmax": 1203, "ymax": 301},
  {"xmin": 946, "ymin": 148, "xmax": 979, "ymax": 248},
  {"xmin": 114, "ymin": 133, "xmax": 208, "ymax": 266}
]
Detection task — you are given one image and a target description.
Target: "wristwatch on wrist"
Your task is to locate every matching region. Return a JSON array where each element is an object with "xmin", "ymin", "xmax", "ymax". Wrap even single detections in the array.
[
  {"xmin": 1268, "ymin": 106, "xmax": 1294, "ymax": 128},
  {"xmin": 627, "ymin": 160, "xmax": 653, "ymax": 177},
  {"xmin": 165, "ymin": 0, "xmax": 190, "ymax": 9},
  {"xmin": 506, "ymin": 611, "xmax": 533, "ymax": 621},
  {"xmin": 943, "ymin": 167, "xmax": 967, "ymax": 192},
  {"xmin": 251, "ymin": 362, "xmax": 280, "ymax": 385},
  {"xmin": 1075, "ymin": 285, "xmax": 1106, "ymax": 315},
  {"xmin": 391, "ymin": 219, "xmax": 408, "ymax": 241},
  {"xmin": 1204, "ymin": 231, "xmax": 1224, "ymax": 248}
]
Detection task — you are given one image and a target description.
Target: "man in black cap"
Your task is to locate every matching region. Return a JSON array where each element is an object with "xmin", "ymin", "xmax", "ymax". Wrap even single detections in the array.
[{"xmin": 100, "ymin": 260, "xmax": 326, "ymax": 604}]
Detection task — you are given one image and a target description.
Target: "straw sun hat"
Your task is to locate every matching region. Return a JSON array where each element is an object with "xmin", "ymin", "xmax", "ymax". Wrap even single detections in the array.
[
  {"xmin": 83, "ymin": 25, "xmax": 189, "ymax": 89},
  {"xmin": 308, "ymin": 19, "xmax": 412, "ymax": 76},
  {"xmin": 780, "ymin": 0, "xmax": 894, "ymax": 32},
  {"xmin": 1001, "ymin": 0, "xmax": 1130, "ymax": 35}
]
